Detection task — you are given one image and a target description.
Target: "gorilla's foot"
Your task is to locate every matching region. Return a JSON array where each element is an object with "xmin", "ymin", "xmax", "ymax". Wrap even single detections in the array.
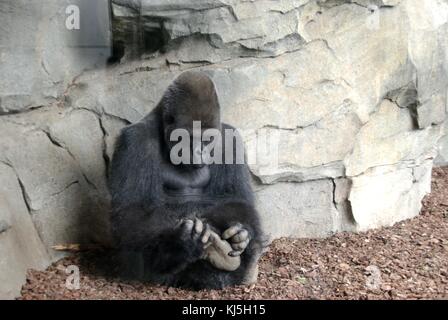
[
  {"xmin": 242, "ymin": 263, "xmax": 259, "ymax": 285},
  {"xmin": 202, "ymin": 231, "xmax": 241, "ymax": 271},
  {"xmin": 222, "ymin": 223, "xmax": 251, "ymax": 257}
]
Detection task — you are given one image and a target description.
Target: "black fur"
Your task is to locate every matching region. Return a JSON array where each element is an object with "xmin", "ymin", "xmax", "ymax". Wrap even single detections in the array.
[{"xmin": 108, "ymin": 71, "xmax": 264, "ymax": 289}]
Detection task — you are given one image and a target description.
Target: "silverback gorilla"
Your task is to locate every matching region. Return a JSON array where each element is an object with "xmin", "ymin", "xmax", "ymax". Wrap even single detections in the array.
[{"xmin": 108, "ymin": 71, "xmax": 265, "ymax": 290}]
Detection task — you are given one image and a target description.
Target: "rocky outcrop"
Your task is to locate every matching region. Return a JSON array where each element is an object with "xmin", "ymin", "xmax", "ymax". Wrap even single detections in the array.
[
  {"xmin": 436, "ymin": 121, "xmax": 448, "ymax": 166},
  {"xmin": 0, "ymin": 0, "xmax": 111, "ymax": 114},
  {"xmin": 0, "ymin": 162, "xmax": 50, "ymax": 299},
  {"xmin": 1, "ymin": 0, "xmax": 448, "ymax": 298}
]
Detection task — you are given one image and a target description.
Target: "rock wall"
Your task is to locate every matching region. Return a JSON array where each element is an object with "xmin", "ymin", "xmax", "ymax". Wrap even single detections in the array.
[
  {"xmin": 436, "ymin": 121, "xmax": 448, "ymax": 166},
  {"xmin": 0, "ymin": 0, "xmax": 111, "ymax": 114},
  {"xmin": 1, "ymin": 0, "xmax": 448, "ymax": 298}
]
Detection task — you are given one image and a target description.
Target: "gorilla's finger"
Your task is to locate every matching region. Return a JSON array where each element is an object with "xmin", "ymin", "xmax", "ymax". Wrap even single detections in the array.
[
  {"xmin": 194, "ymin": 218, "xmax": 204, "ymax": 235},
  {"xmin": 208, "ymin": 232, "xmax": 221, "ymax": 246},
  {"xmin": 222, "ymin": 223, "xmax": 243, "ymax": 240},
  {"xmin": 181, "ymin": 219, "xmax": 194, "ymax": 233},
  {"xmin": 201, "ymin": 224, "xmax": 211, "ymax": 244},
  {"xmin": 203, "ymin": 241, "xmax": 213, "ymax": 249},
  {"xmin": 208, "ymin": 232, "xmax": 219, "ymax": 248},
  {"xmin": 231, "ymin": 239, "xmax": 249, "ymax": 251},
  {"xmin": 231, "ymin": 229, "xmax": 249, "ymax": 243},
  {"xmin": 228, "ymin": 250, "xmax": 243, "ymax": 257},
  {"xmin": 175, "ymin": 219, "xmax": 184, "ymax": 228}
]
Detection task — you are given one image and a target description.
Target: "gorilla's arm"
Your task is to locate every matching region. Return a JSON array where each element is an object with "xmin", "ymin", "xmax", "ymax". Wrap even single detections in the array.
[
  {"xmin": 108, "ymin": 120, "xmax": 163, "ymax": 211},
  {"xmin": 112, "ymin": 205, "xmax": 208, "ymax": 276},
  {"xmin": 141, "ymin": 215, "xmax": 209, "ymax": 275},
  {"xmin": 208, "ymin": 123, "xmax": 255, "ymax": 205}
]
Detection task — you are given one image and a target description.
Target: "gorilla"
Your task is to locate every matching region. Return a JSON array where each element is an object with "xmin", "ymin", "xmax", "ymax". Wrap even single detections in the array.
[{"xmin": 108, "ymin": 70, "xmax": 265, "ymax": 290}]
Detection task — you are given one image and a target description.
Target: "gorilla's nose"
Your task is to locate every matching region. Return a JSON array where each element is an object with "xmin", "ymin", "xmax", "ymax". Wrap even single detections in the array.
[
  {"xmin": 194, "ymin": 146, "xmax": 202, "ymax": 155},
  {"xmin": 192, "ymin": 144, "xmax": 212, "ymax": 167},
  {"xmin": 192, "ymin": 146, "xmax": 203, "ymax": 164}
]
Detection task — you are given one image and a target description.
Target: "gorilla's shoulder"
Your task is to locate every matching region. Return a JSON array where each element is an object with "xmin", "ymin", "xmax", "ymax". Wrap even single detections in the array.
[
  {"xmin": 119, "ymin": 111, "xmax": 161, "ymax": 144},
  {"xmin": 222, "ymin": 122, "xmax": 239, "ymax": 135},
  {"xmin": 221, "ymin": 123, "xmax": 243, "ymax": 140},
  {"xmin": 222, "ymin": 123, "xmax": 236, "ymax": 131}
]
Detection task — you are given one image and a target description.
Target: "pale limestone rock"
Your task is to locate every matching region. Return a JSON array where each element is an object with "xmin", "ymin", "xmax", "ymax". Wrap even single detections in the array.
[
  {"xmin": 0, "ymin": 0, "xmax": 111, "ymax": 114},
  {"xmin": 349, "ymin": 160, "xmax": 432, "ymax": 231},
  {"xmin": 0, "ymin": 116, "xmax": 111, "ymax": 261},
  {"xmin": 0, "ymin": 163, "xmax": 50, "ymax": 299},
  {"xmin": 255, "ymin": 179, "xmax": 340, "ymax": 239},
  {"xmin": 49, "ymin": 110, "xmax": 108, "ymax": 194},
  {"xmin": 345, "ymin": 100, "xmax": 441, "ymax": 177},
  {"xmin": 435, "ymin": 121, "xmax": 448, "ymax": 166}
]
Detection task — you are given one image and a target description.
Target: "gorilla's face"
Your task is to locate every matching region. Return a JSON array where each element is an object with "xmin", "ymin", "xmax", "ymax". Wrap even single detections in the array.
[
  {"xmin": 161, "ymin": 71, "xmax": 221, "ymax": 169},
  {"xmin": 163, "ymin": 100, "xmax": 220, "ymax": 169}
]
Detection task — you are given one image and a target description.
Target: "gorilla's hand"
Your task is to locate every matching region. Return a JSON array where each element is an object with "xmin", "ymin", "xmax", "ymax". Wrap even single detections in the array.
[
  {"xmin": 180, "ymin": 218, "xmax": 241, "ymax": 271},
  {"xmin": 222, "ymin": 223, "xmax": 251, "ymax": 257},
  {"xmin": 202, "ymin": 231, "xmax": 241, "ymax": 271},
  {"xmin": 179, "ymin": 218, "xmax": 211, "ymax": 246}
]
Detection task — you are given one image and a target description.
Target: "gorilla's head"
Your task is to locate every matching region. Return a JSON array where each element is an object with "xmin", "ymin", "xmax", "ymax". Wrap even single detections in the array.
[{"xmin": 161, "ymin": 71, "xmax": 221, "ymax": 168}]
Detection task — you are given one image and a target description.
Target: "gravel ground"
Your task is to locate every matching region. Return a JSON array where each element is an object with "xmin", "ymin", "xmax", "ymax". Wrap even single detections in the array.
[{"xmin": 20, "ymin": 167, "xmax": 448, "ymax": 300}]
